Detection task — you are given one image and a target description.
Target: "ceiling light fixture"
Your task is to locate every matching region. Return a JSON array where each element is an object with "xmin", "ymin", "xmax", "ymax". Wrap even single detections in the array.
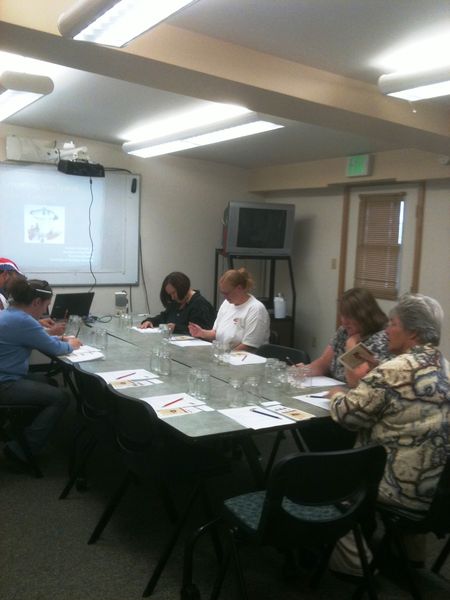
[
  {"xmin": 58, "ymin": 0, "xmax": 198, "ymax": 47},
  {"xmin": 0, "ymin": 71, "xmax": 54, "ymax": 121},
  {"xmin": 122, "ymin": 113, "xmax": 284, "ymax": 158},
  {"xmin": 378, "ymin": 65, "xmax": 450, "ymax": 101}
]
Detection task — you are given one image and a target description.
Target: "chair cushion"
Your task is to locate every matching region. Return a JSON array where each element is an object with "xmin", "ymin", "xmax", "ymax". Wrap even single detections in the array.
[
  {"xmin": 224, "ymin": 491, "xmax": 265, "ymax": 532},
  {"xmin": 224, "ymin": 492, "xmax": 351, "ymax": 534},
  {"xmin": 282, "ymin": 497, "xmax": 347, "ymax": 522}
]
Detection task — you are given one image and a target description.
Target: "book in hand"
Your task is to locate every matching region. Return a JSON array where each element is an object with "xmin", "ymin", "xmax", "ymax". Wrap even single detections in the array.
[{"xmin": 338, "ymin": 342, "xmax": 376, "ymax": 370}]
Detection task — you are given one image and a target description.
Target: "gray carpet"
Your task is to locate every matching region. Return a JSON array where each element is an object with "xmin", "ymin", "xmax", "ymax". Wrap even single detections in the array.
[{"xmin": 1, "ymin": 406, "xmax": 450, "ymax": 600}]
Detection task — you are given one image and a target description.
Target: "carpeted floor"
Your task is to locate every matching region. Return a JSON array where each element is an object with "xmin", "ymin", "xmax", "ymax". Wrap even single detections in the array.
[{"xmin": 1, "ymin": 404, "xmax": 450, "ymax": 600}]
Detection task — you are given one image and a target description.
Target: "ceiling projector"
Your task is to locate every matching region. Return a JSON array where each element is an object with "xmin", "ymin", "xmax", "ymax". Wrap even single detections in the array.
[{"xmin": 57, "ymin": 159, "xmax": 105, "ymax": 177}]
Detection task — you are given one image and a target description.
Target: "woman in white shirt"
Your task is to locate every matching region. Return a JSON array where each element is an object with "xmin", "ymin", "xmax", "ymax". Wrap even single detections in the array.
[{"xmin": 188, "ymin": 268, "xmax": 270, "ymax": 351}]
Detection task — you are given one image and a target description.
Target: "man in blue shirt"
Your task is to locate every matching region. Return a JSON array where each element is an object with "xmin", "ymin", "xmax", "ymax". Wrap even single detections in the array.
[{"xmin": 0, "ymin": 278, "xmax": 81, "ymax": 471}]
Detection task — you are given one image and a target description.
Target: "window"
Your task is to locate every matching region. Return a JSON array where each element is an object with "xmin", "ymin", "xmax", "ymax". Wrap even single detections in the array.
[{"xmin": 354, "ymin": 192, "xmax": 405, "ymax": 300}]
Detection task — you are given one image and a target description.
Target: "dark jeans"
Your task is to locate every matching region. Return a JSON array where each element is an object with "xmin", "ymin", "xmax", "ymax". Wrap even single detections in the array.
[{"xmin": 0, "ymin": 374, "xmax": 70, "ymax": 458}]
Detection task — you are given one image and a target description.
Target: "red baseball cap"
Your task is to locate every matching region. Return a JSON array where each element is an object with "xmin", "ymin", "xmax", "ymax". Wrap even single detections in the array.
[{"xmin": 0, "ymin": 257, "xmax": 23, "ymax": 275}]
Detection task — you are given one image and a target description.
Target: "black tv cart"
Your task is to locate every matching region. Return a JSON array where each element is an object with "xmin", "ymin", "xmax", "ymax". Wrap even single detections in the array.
[{"xmin": 214, "ymin": 249, "xmax": 296, "ymax": 347}]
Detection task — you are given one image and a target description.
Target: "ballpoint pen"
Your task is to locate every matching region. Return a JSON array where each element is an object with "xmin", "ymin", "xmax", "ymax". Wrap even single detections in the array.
[
  {"xmin": 250, "ymin": 407, "xmax": 281, "ymax": 419},
  {"xmin": 116, "ymin": 371, "xmax": 136, "ymax": 380},
  {"xmin": 162, "ymin": 397, "xmax": 184, "ymax": 407}
]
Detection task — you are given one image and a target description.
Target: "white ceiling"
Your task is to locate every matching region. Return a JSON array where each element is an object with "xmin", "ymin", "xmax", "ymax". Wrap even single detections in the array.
[{"xmin": 1, "ymin": 0, "xmax": 449, "ymax": 168}]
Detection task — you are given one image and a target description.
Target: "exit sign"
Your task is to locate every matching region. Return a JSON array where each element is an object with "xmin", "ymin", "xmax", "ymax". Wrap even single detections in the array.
[{"xmin": 346, "ymin": 154, "xmax": 372, "ymax": 177}]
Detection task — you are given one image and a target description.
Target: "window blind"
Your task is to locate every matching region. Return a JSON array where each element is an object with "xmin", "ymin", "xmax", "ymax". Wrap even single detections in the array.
[{"xmin": 354, "ymin": 193, "xmax": 405, "ymax": 300}]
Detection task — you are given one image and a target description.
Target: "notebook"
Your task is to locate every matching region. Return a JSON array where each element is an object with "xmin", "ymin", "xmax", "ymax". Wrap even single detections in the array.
[{"xmin": 50, "ymin": 292, "xmax": 94, "ymax": 319}]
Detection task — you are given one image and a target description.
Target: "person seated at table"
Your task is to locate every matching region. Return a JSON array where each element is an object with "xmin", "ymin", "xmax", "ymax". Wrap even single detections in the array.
[
  {"xmin": 328, "ymin": 293, "xmax": 450, "ymax": 575},
  {"xmin": 298, "ymin": 287, "xmax": 392, "ymax": 385},
  {"xmin": 188, "ymin": 268, "xmax": 270, "ymax": 352},
  {"xmin": 0, "ymin": 257, "xmax": 24, "ymax": 310},
  {"xmin": 0, "ymin": 278, "xmax": 82, "ymax": 470},
  {"xmin": 0, "ymin": 257, "xmax": 65, "ymax": 336},
  {"xmin": 140, "ymin": 272, "xmax": 215, "ymax": 335}
]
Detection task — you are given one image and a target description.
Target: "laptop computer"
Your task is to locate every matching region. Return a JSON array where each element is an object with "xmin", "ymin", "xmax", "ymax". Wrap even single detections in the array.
[{"xmin": 50, "ymin": 292, "xmax": 94, "ymax": 320}]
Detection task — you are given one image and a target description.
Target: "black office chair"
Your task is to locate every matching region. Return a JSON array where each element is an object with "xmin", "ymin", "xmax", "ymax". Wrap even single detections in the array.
[
  {"xmin": 0, "ymin": 404, "xmax": 43, "ymax": 477},
  {"xmin": 365, "ymin": 454, "xmax": 450, "ymax": 600},
  {"xmin": 59, "ymin": 365, "xmax": 116, "ymax": 499},
  {"xmin": 255, "ymin": 343, "xmax": 311, "ymax": 477},
  {"xmin": 87, "ymin": 388, "xmax": 230, "ymax": 597},
  {"xmin": 255, "ymin": 343, "xmax": 310, "ymax": 366},
  {"xmin": 181, "ymin": 445, "xmax": 386, "ymax": 600}
]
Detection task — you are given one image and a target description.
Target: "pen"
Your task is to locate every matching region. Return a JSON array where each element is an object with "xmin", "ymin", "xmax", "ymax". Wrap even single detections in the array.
[
  {"xmin": 309, "ymin": 394, "xmax": 328, "ymax": 398},
  {"xmin": 163, "ymin": 397, "xmax": 184, "ymax": 407},
  {"xmin": 116, "ymin": 371, "xmax": 136, "ymax": 380},
  {"xmin": 241, "ymin": 354, "xmax": 247, "ymax": 361},
  {"xmin": 250, "ymin": 408, "xmax": 281, "ymax": 419}
]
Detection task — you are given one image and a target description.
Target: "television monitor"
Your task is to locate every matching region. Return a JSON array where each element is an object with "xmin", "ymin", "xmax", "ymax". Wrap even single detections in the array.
[{"xmin": 222, "ymin": 201, "xmax": 295, "ymax": 256}]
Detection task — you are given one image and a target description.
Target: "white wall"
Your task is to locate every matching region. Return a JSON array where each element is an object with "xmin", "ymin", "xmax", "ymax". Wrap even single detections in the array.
[
  {"xmin": 281, "ymin": 182, "xmax": 450, "ymax": 359},
  {"xmin": 0, "ymin": 124, "xmax": 255, "ymax": 317}
]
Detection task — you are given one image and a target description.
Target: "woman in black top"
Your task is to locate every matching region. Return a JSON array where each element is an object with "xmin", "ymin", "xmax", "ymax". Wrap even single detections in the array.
[{"xmin": 140, "ymin": 272, "xmax": 215, "ymax": 335}]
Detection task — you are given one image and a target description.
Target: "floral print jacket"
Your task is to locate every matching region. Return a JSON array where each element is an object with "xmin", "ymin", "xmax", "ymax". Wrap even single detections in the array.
[{"xmin": 331, "ymin": 344, "xmax": 450, "ymax": 511}]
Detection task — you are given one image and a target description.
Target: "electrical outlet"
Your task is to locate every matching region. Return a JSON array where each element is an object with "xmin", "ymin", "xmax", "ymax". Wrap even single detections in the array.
[{"xmin": 331, "ymin": 258, "xmax": 337, "ymax": 270}]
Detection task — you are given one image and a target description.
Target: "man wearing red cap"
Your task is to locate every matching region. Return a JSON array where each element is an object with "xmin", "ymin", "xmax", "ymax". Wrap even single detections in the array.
[{"xmin": 0, "ymin": 258, "xmax": 24, "ymax": 310}]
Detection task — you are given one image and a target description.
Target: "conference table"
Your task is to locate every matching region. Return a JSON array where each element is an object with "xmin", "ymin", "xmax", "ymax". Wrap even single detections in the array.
[{"xmin": 69, "ymin": 317, "xmax": 333, "ymax": 484}]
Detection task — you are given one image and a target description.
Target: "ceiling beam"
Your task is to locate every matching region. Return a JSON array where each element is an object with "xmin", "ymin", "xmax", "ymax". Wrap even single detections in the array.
[{"xmin": 0, "ymin": 20, "xmax": 449, "ymax": 156}]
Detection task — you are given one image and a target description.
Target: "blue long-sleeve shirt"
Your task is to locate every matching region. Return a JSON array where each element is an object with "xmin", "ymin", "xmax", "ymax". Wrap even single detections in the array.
[{"xmin": 0, "ymin": 307, "xmax": 72, "ymax": 382}]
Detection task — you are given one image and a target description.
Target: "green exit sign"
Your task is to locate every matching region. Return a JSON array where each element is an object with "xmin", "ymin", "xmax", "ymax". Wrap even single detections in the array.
[{"xmin": 346, "ymin": 154, "xmax": 372, "ymax": 177}]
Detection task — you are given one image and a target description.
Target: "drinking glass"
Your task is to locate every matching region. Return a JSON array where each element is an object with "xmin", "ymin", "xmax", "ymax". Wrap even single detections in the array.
[
  {"xmin": 159, "ymin": 347, "xmax": 172, "ymax": 377},
  {"xmin": 159, "ymin": 323, "xmax": 171, "ymax": 339},
  {"xmin": 211, "ymin": 340, "xmax": 225, "ymax": 364},
  {"xmin": 227, "ymin": 378, "xmax": 242, "ymax": 407},
  {"xmin": 244, "ymin": 376, "xmax": 261, "ymax": 405},
  {"xmin": 150, "ymin": 346, "xmax": 161, "ymax": 375},
  {"xmin": 65, "ymin": 315, "xmax": 82, "ymax": 336},
  {"xmin": 196, "ymin": 369, "xmax": 211, "ymax": 401},
  {"xmin": 94, "ymin": 328, "xmax": 108, "ymax": 351},
  {"xmin": 298, "ymin": 365, "xmax": 312, "ymax": 389},
  {"xmin": 188, "ymin": 368, "xmax": 201, "ymax": 397}
]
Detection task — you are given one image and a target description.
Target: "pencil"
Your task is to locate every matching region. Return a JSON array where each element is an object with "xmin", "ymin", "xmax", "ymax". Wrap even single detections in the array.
[{"xmin": 163, "ymin": 397, "xmax": 184, "ymax": 407}]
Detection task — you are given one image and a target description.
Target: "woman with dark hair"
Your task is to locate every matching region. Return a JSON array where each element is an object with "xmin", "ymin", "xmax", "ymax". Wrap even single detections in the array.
[
  {"xmin": 298, "ymin": 287, "xmax": 391, "ymax": 383},
  {"xmin": 0, "ymin": 279, "xmax": 81, "ymax": 470},
  {"xmin": 140, "ymin": 272, "xmax": 215, "ymax": 335},
  {"xmin": 189, "ymin": 268, "xmax": 270, "ymax": 351}
]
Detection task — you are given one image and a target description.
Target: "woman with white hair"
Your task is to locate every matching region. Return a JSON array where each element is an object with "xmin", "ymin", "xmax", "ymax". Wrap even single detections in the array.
[{"xmin": 329, "ymin": 293, "xmax": 449, "ymax": 575}]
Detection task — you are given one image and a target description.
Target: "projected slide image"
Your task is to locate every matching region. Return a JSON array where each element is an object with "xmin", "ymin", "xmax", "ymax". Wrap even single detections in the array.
[{"xmin": 25, "ymin": 205, "xmax": 65, "ymax": 244}]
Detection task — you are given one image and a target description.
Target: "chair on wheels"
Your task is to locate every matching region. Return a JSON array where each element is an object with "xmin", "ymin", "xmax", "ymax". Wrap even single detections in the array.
[
  {"xmin": 59, "ymin": 365, "xmax": 115, "ymax": 499},
  {"xmin": 255, "ymin": 343, "xmax": 311, "ymax": 478},
  {"xmin": 366, "ymin": 454, "xmax": 450, "ymax": 600},
  {"xmin": 87, "ymin": 388, "xmax": 230, "ymax": 597},
  {"xmin": 0, "ymin": 404, "xmax": 43, "ymax": 477},
  {"xmin": 181, "ymin": 445, "xmax": 386, "ymax": 600}
]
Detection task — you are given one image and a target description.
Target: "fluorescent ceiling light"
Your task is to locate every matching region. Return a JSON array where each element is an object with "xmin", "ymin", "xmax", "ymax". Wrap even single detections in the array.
[
  {"xmin": 378, "ymin": 65, "xmax": 450, "ymax": 101},
  {"xmin": 123, "ymin": 113, "xmax": 284, "ymax": 158},
  {"xmin": 0, "ymin": 71, "xmax": 54, "ymax": 121},
  {"xmin": 374, "ymin": 31, "xmax": 450, "ymax": 73},
  {"xmin": 121, "ymin": 104, "xmax": 251, "ymax": 143},
  {"xmin": 58, "ymin": 0, "xmax": 198, "ymax": 47}
]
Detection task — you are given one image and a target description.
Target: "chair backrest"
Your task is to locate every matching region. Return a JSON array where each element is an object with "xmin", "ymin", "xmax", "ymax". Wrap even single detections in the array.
[
  {"xmin": 106, "ymin": 387, "xmax": 163, "ymax": 473},
  {"xmin": 258, "ymin": 445, "xmax": 386, "ymax": 547},
  {"xmin": 72, "ymin": 365, "xmax": 110, "ymax": 419},
  {"xmin": 255, "ymin": 343, "xmax": 310, "ymax": 365}
]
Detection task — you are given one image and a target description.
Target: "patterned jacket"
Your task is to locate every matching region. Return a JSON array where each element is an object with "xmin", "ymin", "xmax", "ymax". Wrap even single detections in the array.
[{"xmin": 330, "ymin": 344, "xmax": 450, "ymax": 511}]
